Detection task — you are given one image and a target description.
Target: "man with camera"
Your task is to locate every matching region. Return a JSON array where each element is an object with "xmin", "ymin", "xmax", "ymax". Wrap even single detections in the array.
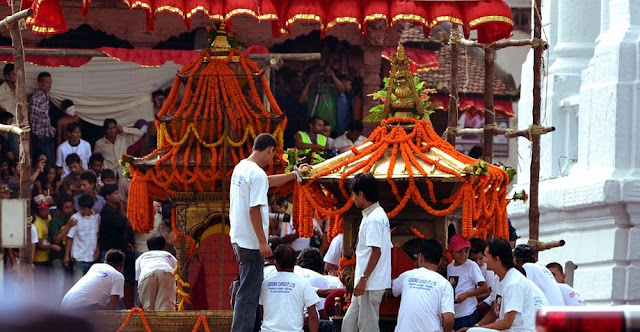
[{"xmin": 298, "ymin": 66, "xmax": 346, "ymax": 134}]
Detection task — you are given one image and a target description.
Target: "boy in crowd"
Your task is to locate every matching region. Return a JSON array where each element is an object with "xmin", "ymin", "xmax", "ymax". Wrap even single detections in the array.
[
  {"xmin": 64, "ymin": 153, "xmax": 84, "ymax": 181},
  {"xmin": 89, "ymin": 153, "xmax": 104, "ymax": 185},
  {"xmin": 61, "ymin": 249, "xmax": 125, "ymax": 310},
  {"xmin": 393, "ymin": 239, "xmax": 454, "ymax": 332},
  {"xmin": 101, "ymin": 169, "xmax": 117, "ymax": 186},
  {"xmin": 135, "ymin": 235, "xmax": 177, "ymax": 311},
  {"xmin": 73, "ymin": 171, "xmax": 106, "ymax": 212},
  {"xmin": 461, "ymin": 238, "xmax": 548, "ymax": 332},
  {"xmin": 64, "ymin": 194, "xmax": 101, "ymax": 279},
  {"xmin": 546, "ymin": 262, "xmax": 585, "ymax": 306},
  {"xmin": 342, "ymin": 173, "xmax": 391, "ymax": 332},
  {"xmin": 49, "ymin": 194, "xmax": 77, "ymax": 302},
  {"xmin": 56, "ymin": 122, "xmax": 92, "ymax": 178},
  {"xmin": 469, "ymin": 238, "xmax": 497, "ymax": 316},
  {"xmin": 260, "ymin": 244, "xmax": 320, "ymax": 332},
  {"xmin": 447, "ymin": 235, "xmax": 487, "ymax": 330},
  {"xmin": 33, "ymin": 194, "xmax": 60, "ymax": 292},
  {"xmin": 513, "ymin": 244, "xmax": 564, "ymax": 306}
]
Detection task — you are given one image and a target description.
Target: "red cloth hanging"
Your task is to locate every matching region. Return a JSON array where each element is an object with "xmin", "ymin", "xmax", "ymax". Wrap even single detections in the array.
[
  {"xmin": 431, "ymin": 95, "xmax": 515, "ymax": 118},
  {"xmin": 382, "ymin": 47, "xmax": 439, "ymax": 73},
  {"xmin": 25, "ymin": 0, "xmax": 67, "ymax": 34}
]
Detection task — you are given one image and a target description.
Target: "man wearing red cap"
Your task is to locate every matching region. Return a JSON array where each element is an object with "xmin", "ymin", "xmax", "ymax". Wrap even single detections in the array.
[{"xmin": 447, "ymin": 234, "xmax": 487, "ymax": 330}]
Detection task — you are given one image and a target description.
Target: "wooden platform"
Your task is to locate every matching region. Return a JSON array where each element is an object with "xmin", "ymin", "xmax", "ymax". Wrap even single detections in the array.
[{"xmin": 92, "ymin": 310, "xmax": 233, "ymax": 332}]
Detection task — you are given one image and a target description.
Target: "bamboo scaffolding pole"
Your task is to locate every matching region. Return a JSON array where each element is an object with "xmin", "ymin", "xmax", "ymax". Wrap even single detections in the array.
[
  {"xmin": 0, "ymin": 8, "xmax": 31, "ymax": 29},
  {"xmin": 482, "ymin": 48, "xmax": 496, "ymax": 163},
  {"xmin": 0, "ymin": 123, "xmax": 24, "ymax": 135},
  {"xmin": 529, "ymin": 0, "xmax": 543, "ymax": 244},
  {"xmin": 459, "ymin": 37, "xmax": 548, "ymax": 50}
]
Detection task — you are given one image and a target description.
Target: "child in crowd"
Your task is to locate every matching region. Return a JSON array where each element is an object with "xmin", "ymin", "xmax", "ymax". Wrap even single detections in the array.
[
  {"xmin": 64, "ymin": 194, "xmax": 101, "ymax": 280},
  {"xmin": 447, "ymin": 234, "xmax": 487, "ymax": 330},
  {"xmin": 469, "ymin": 237, "xmax": 497, "ymax": 316},
  {"xmin": 64, "ymin": 153, "xmax": 84, "ymax": 180},
  {"xmin": 49, "ymin": 194, "xmax": 77, "ymax": 302},
  {"xmin": 101, "ymin": 169, "xmax": 117, "ymax": 186},
  {"xmin": 135, "ymin": 235, "xmax": 177, "ymax": 311},
  {"xmin": 33, "ymin": 194, "xmax": 59, "ymax": 294}
]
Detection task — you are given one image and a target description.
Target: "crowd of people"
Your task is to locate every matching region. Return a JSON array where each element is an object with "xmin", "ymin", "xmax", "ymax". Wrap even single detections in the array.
[{"xmin": 0, "ymin": 62, "xmax": 178, "ymax": 311}]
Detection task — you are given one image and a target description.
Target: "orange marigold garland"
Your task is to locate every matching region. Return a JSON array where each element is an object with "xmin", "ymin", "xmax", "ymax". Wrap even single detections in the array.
[
  {"xmin": 294, "ymin": 118, "xmax": 509, "ymax": 240},
  {"xmin": 116, "ymin": 308, "xmax": 152, "ymax": 332}
]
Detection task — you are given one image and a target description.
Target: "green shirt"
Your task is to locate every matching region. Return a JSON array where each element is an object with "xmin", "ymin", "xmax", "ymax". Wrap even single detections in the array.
[{"xmin": 48, "ymin": 214, "xmax": 70, "ymax": 261}]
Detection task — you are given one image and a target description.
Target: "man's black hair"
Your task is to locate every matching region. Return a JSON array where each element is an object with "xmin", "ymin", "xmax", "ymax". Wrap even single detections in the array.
[
  {"xmin": 307, "ymin": 116, "xmax": 325, "ymax": 130},
  {"xmin": 487, "ymin": 238, "xmax": 515, "ymax": 270},
  {"xmin": 546, "ymin": 262, "xmax": 563, "ymax": 273},
  {"xmin": 3, "ymin": 63, "xmax": 14, "ymax": 76},
  {"xmin": 100, "ymin": 184, "xmax": 119, "ymax": 198},
  {"xmin": 151, "ymin": 89, "xmax": 166, "ymax": 99},
  {"xmin": 268, "ymin": 236, "xmax": 283, "ymax": 253},
  {"xmin": 252, "ymin": 133, "xmax": 277, "ymax": 152},
  {"xmin": 61, "ymin": 99, "xmax": 74, "ymax": 111},
  {"xmin": 65, "ymin": 153, "xmax": 81, "ymax": 166},
  {"xmin": 470, "ymin": 238, "xmax": 487, "ymax": 255},
  {"xmin": 101, "ymin": 169, "xmax": 116, "ymax": 180},
  {"xmin": 147, "ymin": 235, "xmax": 167, "ymax": 251},
  {"xmin": 468, "ymin": 145, "xmax": 483, "ymax": 159},
  {"xmin": 37, "ymin": 72, "xmax": 51, "ymax": 82},
  {"xmin": 66, "ymin": 122, "xmax": 81, "ymax": 134},
  {"xmin": 103, "ymin": 118, "xmax": 117, "ymax": 132},
  {"xmin": 347, "ymin": 120, "xmax": 364, "ymax": 132},
  {"xmin": 89, "ymin": 153, "xmax": 104, "ymax": 165},
  {"xmin": 417, "ymin": 239, "xmax": 443, "ymax": 265},
  {"xmin": 0, "ymin": 111, "xmax": 13, "ymax": 124},
  {"xmin": 105, "ymin": 249, "xmax": 125, "ymax": 265},
  {"xmin": 349, "ymin": 172, "xmax": 378, "ymax": 203},
  {"xmin": 297, "ymin": 247, "xmax": 324, "ymax": 274},
  {"xmin": 514, "ymin": 265, "xmax": 527, "ymax": 277},
  {"xmin": 78, "ymin": 194, "xmax": 95, "ymax": 209},
  {"xmin": 513, "ymin": 244, "xmax": 537, "ymax": 264},
  {"xmin": 80, "ymin": 171, "xmax": 97, "ymax": 184},
  {"xmin": 56, "ymin": 193, "xmax": 74, "ymax": 207},
  {"xmin": 274, "ymin": 244, "xmax": 296, "ymax": 270}
]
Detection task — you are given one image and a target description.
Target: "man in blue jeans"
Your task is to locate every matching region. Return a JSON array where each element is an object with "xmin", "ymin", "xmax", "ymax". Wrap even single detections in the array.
[{"xmin": 229, "ymin": 133, "xmax": 307, "ymax": 332}]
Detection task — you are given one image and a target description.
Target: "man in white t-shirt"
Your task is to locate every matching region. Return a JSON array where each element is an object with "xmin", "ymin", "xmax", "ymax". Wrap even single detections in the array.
[
  {"xmin": 135, "ymin": 235, "xmax": 177, "ymax": 311},
  {"xmin": 393, "ymin": 239, "xmax": 455, "ymax": 332},
  {"xmin": 229, "ymin": 133, "xmax": 307, "ymax": 332},
  {"xmin": 333, "ymin": 120, "xmax": 367, "ymax": 154},
  {"xmin": 260, "ymin": 244, "xmax": 320, "ymax": 332},
  {"xmin": 447, "ymin": 235, "xmax": 487, "ymax": 330},
  {"xmin": 513, "ymin": 244, "xmax": 565, "ymax": 306},
  {"xmin": 462, "ymin": 238, "xmax": 548, "ymax": 332},
  {"xmin": 546, "ymin": 262, "xmax": 585, "ymax": 306},
  {"xmin": 342, "ymin": 173, "xmax": 392, "ymax": 332},
  {"xmin": 61, "ymin": 249, "xmax": 125, "ymax": 310},
  {"xmin": 56, "ymin": 122, "xmax": 92, "ymax": 178},
  {"xmin": 323, "ymin": 233, "xmax": 343, "ymax": 275}
]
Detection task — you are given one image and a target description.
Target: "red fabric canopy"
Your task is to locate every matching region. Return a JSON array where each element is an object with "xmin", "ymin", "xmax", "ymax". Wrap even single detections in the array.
[
  {"xmin": 382, "ymin": 47, "xmax": 438, "ymax": 73},
  {"xmin": 0, "ymin": 46, "xmax": 202, "ymax": 67},
  {"xmin": 431, "ymin": 95, "xmax": 515, "ymax": 118},
  {"xmin": 5, "ymin": 0, "xmax": 514, "ymax": 43}
]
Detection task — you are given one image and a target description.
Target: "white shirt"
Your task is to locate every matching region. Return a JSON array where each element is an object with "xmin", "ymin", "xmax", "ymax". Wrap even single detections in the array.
[
  {"xmin": 294, "ymin": 266, "xmax": 329, "ymax": 311},
  {"xmin": 280, "ymin": 220, "xmax": 310, "ymax": 252},
  {"xmin": 480, "ymin": 262, "xmax": 499, "ymax": 306},
  {"xmin": 135, "ymin": 250, "xmax": 177, "ymax": 281},
  {"xmin": 558, "ymin": 283, "xmax": 585, "ymax": 306},
  {"xmin": 333, "ymin": 133, "xmax": 367, "ymax": 153},
  {"xmin": 393, "ymin": 267, "xmax": 455, "ymax": 332},
  {"xmin": 56, "ymin": 139, "xmax": 92, "ymax": 178},
  {"xmin": 447, "ymin": 259, "xmax": 485, "ymax": 317},
  {"xmin": 30, "ymin": 224, "xmax": 38, "ymax": 244},
  {"xmin": 264, "ymin": 264, "xmax": 278, "ymax": 280},
  {"xmin": 229, "ymin": 159, "xmax": 269, "ymax": 250},
  {"xmin": 494, "ymin": 268, "xmax": 548, "ymax": 332},
  {"xmin": 61, "ymin": 263, "xmax": 124, "ymax": 309},
  {"xmin": 67, "ymin": 212, "xmax": 100, "ymax": 262},
  {"xmin": 94, "ymin": 127, "xmax": 143, "ymax": 178},
  {"xmin": 522, "ymin": 263, "xmax": 565, "ymax": 306},
  {"xmin": 260, "ymin": 271, "xmax": 321, "ymax": 332},
  {"xmin": 0, "ymin": 82, "xmax": 16, "ymax": 115},
  {"xmin": 323, "ymin": 233, "xmax": 343, "ymax": 266},
  {"xmin": 354, "ymin": 202, "xmax": 392, "ymax": 290},
  {"xmin": 323, "ymin": 275, "xmax": 344, "ymax": 289}
]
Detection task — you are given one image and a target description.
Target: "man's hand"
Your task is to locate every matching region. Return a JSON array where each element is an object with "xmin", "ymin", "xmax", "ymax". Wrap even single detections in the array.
[
  {"xmin": 116, "ymin": 124, "xmax": 124, "ymax": 133},
  {"xmin": 259, "ymin": 242, "xmax": 272, "ymax": 258},
  {"xmin": 298, "ymin": 163, "xmax": 312, "ymax": 176},
  {"xmin": 455, "ymin": 292, "xmax": 468, "ymax": 304},
  {"xmin": 456, "ymin": 327, "xmax": 471, "ymax": 332},
  {"xmin": 353, "ymin": 279, "xmax": 366, "ymax": 296},
  {"xmin": 67, "ymin": 218, "xmax": 78, "ymax": 228},
  {"xmin": 63, "ymin": 256, "xmax": 70, "ymax": 267},
  {"xmin": 50, "ymin": 244, "xmax": 61, "ymax": 252}
]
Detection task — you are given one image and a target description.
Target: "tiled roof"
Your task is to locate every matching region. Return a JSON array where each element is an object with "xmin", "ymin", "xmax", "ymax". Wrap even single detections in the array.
[{"xmin": 420, "ymin": 47, "xmax": 519, "ymax": 99}]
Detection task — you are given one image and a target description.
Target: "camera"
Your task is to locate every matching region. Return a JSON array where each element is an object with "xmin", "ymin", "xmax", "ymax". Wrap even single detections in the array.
[{"xmin": 268, "ymin": 213, "xmax": 291, "ymax": 223}]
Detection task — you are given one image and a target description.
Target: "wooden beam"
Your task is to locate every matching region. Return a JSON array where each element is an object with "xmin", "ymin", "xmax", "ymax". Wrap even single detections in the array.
[
  {"xmin": 0, "ymin": 123, "xmax": 24, "ymax": 135},
  {"xmin": 446, "ymin": 26, "xmax": 461, "ymax": 145},
  {"xmin": 0, "ymin": 47, "xmax": 321, "ymax": 61},
  {"xmin": 530, "ymin": 0, "xmax": 543, "ymax": 245},
  {"xmin": 450, "ymin": 125, "xmax": 555, "ymax": 140},
  {"xmin": 482, "ymin": 48, "xmax": 495, "ymax": 163},
  {"xmin": 459, "ymin": 37, "xmax": 548, "ymax": 50},
  {"xmin": 0, "ymin": 8, "xmax": 31, "ymax": 29}
]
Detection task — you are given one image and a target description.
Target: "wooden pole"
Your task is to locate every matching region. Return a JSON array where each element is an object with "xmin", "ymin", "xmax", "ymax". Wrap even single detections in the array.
[
  {"xmin": 529, "ymin": 0, "xmax": 543, "ymax": 243},
  {"xmin": 482, "ymin": 48, "xmax": 496, "ymax": 163},
  {"xmin": 459, "ymin": 37, "xmax": 548, "ymax": 50},
  {"xmin": 9, "ymin": 0, "xmax": 33, "ymax": 291},
  {"xmin": 0, "ymin": 9, "xmax": 31, "ymax": 29},
  {"xmin": 446, "ymin": 26, "xmax": 461, "ymax": 145},
  {"xmin": 219, "ymin": 115, "xmax": 230, "ymax": 310}
]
